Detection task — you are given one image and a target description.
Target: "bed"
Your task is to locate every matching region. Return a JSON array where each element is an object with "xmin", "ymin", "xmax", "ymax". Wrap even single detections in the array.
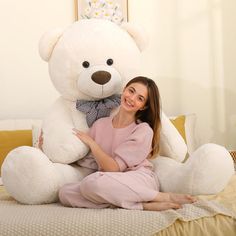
[
  {"xmin": 0, "ymin": 117, "xmax": 235, "ymax": 235},
  {"xmin": 0, "ymin": 175, "xmax": 236, "ymax": 236}
]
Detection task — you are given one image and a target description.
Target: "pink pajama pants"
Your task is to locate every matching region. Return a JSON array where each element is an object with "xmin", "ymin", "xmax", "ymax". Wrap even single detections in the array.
[{"xmin": 59, "ymin": 169, "xmax": 159, "ymax": 210}]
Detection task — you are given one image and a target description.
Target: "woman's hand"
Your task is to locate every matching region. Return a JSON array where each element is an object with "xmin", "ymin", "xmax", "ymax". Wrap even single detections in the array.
[
  {"xmin": 72, "ymin": 128, "xmax": 95, "ymax": 148},
  {"xmin": 72, "ymin": 128, "xmax": 120, "ymax": 172}
]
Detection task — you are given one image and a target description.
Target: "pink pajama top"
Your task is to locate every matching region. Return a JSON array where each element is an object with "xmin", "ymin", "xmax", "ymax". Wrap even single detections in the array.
[{"xmin": 78, "ymin": 116, "xmax": 154, "ymax": 172}]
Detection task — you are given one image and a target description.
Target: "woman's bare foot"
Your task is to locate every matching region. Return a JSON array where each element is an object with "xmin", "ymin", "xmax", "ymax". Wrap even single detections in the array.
[
  {"xmin": 168, "ymin": 193, "xmax": 197, "ymax": 204},
  {"xmin": 143, "ymin": 202, "xmax": 182, "ymax": 211},
  {"xmin": 153, "ymin": 192, "xmax": 197, "ymax": 205}
]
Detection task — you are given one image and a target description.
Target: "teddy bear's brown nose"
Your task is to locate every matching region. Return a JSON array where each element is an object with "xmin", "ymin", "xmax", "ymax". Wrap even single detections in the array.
[{"xmin": 91, "ymin": 71, "xmax": 111, "ymax": 85}]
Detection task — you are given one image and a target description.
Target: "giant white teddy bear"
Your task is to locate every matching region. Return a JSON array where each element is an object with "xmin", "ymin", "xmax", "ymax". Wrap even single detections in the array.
[{"xmin": 2, "ymin": 19, "xmax": 234, "ymax": 204}]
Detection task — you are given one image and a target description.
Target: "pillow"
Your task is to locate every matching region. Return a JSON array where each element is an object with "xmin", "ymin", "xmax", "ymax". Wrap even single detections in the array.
[
  {"xmin": 170, "ymin": 115, "xmax": 186, "ymax": 143},
  {"xmin": 229, "ymin": 151, "xmax": 236, "ymax": 170},
  {"xmin": 0, "ymin": 130, "xmax": 32, "ymax": 176},
  {"xmin": 169, "ymin": 114, "xmax": 197, "ymax": 155},
  {"xmin": 159, "ymin": 112, "xmax": 187, "ymax": 162},
  {"xmin": 32, "ymin": 124, "xmax": 42, "ymax": 148}
]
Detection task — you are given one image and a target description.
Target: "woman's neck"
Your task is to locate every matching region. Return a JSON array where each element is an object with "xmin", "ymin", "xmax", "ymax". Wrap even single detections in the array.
[{"xmin": 112, "ymin": 108, "xmax": 135, "ymax": 128}]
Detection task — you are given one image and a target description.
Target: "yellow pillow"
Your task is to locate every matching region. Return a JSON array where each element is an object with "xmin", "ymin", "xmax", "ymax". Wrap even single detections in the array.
[
  {"xmin": 170, "ymin": 115, "xmax": 186, "ymax": 144},
  {"xmin": 0, "ymin": 130, "xmax": 32, "ymax": 176}
]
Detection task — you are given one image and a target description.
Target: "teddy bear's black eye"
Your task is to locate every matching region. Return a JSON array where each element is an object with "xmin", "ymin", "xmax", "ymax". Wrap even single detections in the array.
[
  {"xmin": 106, "ymin": 59, "xmax": 113, "ymax": 66},
  {"xmin": 82, "ymin": 61, "xmax": 90, "ymax": 68}
]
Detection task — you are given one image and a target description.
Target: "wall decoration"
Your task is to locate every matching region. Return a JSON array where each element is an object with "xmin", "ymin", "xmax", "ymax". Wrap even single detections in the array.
[{"xmin": 74, "ymin": 0, "xmax": 128, "ymax": 24}]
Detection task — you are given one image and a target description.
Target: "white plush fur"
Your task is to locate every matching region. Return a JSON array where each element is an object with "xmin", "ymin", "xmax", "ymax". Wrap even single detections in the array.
[
  {"xmin": 153, "ymin": 144, "xmax": 234, "ymax": 195},
  {"xmin": 159, "ymin": 112, "xmax": 187, "ymax": 162},
  {"xmin": 2, "ymin": 146, "xmax": 93, "ymax": 204},
  {"xmin": 2, "ymin": 19, "xmax": 150, "ymax": 204},
  {"xmin": 1, "ymin": 19, "xmax": 234, "ymax": 204}
]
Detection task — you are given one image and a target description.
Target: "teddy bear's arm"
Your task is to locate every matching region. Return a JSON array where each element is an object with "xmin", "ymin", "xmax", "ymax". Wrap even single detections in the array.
[
  {"xmin": 159, "ymin": 112, "xmax": 187, "ymax": 162},
  {"xmin": 41, "ymin": 97, "xmax": 89, "ymax": 164}
]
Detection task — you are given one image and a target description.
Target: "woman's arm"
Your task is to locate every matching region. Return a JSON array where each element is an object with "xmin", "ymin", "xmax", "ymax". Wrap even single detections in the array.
[{"xmin": 73, "ymin": 129, "xmax": 120, "ymax": 172}]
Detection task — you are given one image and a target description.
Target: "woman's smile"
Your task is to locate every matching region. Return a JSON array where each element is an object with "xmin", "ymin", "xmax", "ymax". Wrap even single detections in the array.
[{"xmin": 121, "ymin": 82, "xmax": 148, "ymax": 112}]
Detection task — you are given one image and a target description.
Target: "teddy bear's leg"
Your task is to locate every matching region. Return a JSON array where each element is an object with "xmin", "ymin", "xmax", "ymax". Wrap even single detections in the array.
[
  {"xmin": 151, "ymin": 157, "xmax": 185, "ymax": 193},
  {"xmin": 1, "ymin": 146, "xmax": 92, "ymax": 204},
  {"xmin": 184, "ymin": 143, "xmax": 235, "ymax": 195},
  {"xmin": 154, "ymin": 143, "xmax": 234, "ymax": 195}
]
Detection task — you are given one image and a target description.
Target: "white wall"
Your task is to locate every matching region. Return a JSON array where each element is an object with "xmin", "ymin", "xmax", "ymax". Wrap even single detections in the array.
[
  {"xmin": 0, "ymin": 0, "xmax": 74, "ymax": 119},
  {"xmin": 221, "ymin": 1, "xmax": 236, "ymax": 149},
  {"xmin": 130, "ymin": 0, "xmax": 236, "ymax": 149},
  {"xmin": 0, "ymin": 0, "xmax": 235, "ymax": 149}
]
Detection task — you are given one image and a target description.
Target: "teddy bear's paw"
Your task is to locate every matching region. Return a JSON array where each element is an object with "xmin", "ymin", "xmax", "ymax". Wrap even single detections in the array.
[
  {"xmin": 59, "ymin": 141, "xmax": 89, "ymax": 162},
  {"xmin": 1, "ymin": 146, "xmax": 60, "ymax": 204},
  {"xmin": 186, "ymin": 143, "xmax": 235, "ymax": 195},
  {"xmin": 43, "ymin": 135, "xmax": 89, "ymax": 164}
]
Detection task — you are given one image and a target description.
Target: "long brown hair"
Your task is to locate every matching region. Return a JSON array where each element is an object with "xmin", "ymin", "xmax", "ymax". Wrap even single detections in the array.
[{"xmin": 125, "ymin": 76, "xmax": 161, "ymax": 158}]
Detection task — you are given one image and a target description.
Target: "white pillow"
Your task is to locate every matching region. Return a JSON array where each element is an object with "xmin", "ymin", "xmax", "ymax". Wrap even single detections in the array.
[
  {"xmin": 32, "ymin": 123, "xmax": 42, "ymax": 148},
  {"xmin": 184, "ymin": 113, "xmax": 197, "ymax": 154}
]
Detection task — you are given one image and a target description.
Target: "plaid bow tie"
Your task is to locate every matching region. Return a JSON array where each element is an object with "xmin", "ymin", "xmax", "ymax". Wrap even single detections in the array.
[{"xmin": 76, "ymin": 94, "xmax": 121, "ymax": 127}]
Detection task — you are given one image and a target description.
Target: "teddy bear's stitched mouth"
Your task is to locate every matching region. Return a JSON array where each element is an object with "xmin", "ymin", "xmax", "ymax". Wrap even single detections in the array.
[{"xmin": 78, "ymin": 86, "xmax": 113, "ymax": 100}]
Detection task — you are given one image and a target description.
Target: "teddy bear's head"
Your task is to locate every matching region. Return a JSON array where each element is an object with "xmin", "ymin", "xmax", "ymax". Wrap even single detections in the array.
[{"xmin": 39, "ymin": 19, "xmax": 147, "ymax": 101}]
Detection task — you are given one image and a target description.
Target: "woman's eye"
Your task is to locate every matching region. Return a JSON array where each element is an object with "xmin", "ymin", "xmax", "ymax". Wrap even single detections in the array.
[
  {"xmin": 138, "ymin": 97, "xmax": 144, "ymax": 102},
  {"xmin": 128, "ymin": 88, "xmax": 134, "ymax": 93}
]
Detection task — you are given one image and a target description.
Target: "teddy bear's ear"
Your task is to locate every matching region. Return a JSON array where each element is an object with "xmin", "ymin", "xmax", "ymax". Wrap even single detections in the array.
[
  {"xmin": 121, "ymin": 23, "xmax": 148, "ymax": 52},
  {"xmin": 38, "ymin": 28, "xmax": 64, "ymax": 62}
]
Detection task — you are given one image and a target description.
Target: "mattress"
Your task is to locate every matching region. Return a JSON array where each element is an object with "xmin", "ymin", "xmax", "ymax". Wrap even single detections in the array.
[{"xmin": 0, "ymin": 175, "xmax": 236, "ymax": 236}]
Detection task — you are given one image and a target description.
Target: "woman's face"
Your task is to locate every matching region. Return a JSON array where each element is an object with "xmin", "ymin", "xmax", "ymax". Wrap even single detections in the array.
[{"xmin": 121, "ymin": 82, "xmax": 148, "ymax": 113}]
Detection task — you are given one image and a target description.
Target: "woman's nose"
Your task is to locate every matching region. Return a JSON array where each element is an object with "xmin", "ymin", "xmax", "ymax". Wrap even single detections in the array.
[{"xmin": 129, "ymin": 94, "xmax": 136, "ymax": 101}]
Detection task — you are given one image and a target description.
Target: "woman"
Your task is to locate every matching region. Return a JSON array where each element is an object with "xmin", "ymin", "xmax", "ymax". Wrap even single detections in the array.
[{"xmin": 59, "ymin": 76, "xmax": 196, "ymax": 211}]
